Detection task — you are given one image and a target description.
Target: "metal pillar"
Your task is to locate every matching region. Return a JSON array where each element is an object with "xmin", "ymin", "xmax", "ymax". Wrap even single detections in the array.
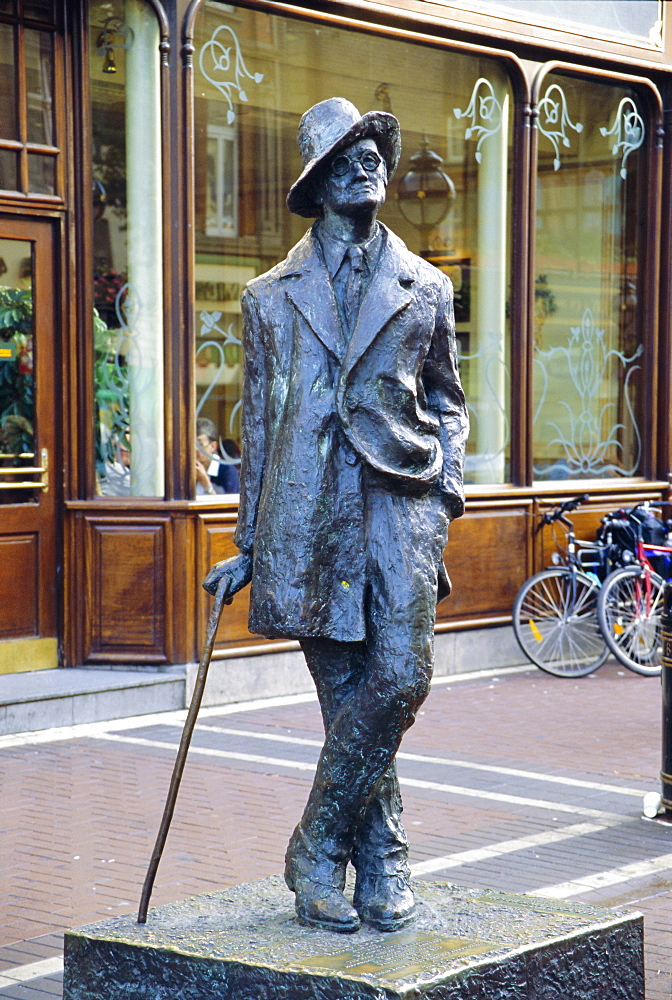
[{"xmin": 661, "ymin": 582, "xmax": 672, "ymax": 812}]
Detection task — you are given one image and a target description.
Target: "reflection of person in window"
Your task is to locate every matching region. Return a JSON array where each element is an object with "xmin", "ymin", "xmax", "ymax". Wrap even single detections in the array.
[
  {"xmin": 220, "ymin": 438, "xmax": 241, "ymax": 492},
  {"xmin": 196, "ymin": 417, "xmax": 240, "ymax": 494},
  {"xmin": 196, "ymin": 450, "xmax": 216, "ymax": 496},
  {"xmin": 99, "ymin": 433, "xmax": 131, "ymax": 497}
]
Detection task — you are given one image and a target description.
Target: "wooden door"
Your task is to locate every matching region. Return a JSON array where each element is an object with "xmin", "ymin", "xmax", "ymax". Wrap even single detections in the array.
[{"xmin": 0, "ymin": 217, "xmax": 59, "ymax": 673}]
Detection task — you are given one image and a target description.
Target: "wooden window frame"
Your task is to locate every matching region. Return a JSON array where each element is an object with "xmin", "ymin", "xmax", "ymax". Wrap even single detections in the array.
[
  {"xmin": 0, "ymin": 8, "xmax": 64, "ymax": 203},
  {"xmin": 72, "ymin": 0, "xmax": 172, "ymax": 502},
  {"xmin": 529, "ymin": 62, "xmax": 664, "ymax": 486}
]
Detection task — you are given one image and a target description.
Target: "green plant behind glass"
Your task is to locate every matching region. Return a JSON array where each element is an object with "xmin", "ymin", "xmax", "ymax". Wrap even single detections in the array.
[
  {"xmin": 94, "ymin": 306, "xmax": 129, "ymax": 473},
  {"xmin": 0, "ymin": 287, "xmax": 129, "ymax": 469},
  {"xmin": 0, "ymin": 287, "xmax": 34, "ymax": 457}
]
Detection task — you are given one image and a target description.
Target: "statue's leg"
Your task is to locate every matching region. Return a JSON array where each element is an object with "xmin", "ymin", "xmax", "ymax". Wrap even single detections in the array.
[
  {"xmin": 349, "ymin": 480, "xmax": 450, "ymax": 930},
  {"xmin": 287, "ymin": 614, "xmax": 434, "ymax": 931},
  {"xmin": 304, "ymin": 638, "xmax": 409, "ymax": 897},
  {"xmin": 285, "ymin": 484, "xmax": 448, "ymax": 932},
  {"xmin": 352, "ymin": 763, "xmax": 409, "ymax": 879},
  {"xmin": 284, "ymin": 637, "xmax": 365, "ymax": 932},
  {"xmin": 308, "ymin": 645, "xmax": 406, "ymax": 873}
]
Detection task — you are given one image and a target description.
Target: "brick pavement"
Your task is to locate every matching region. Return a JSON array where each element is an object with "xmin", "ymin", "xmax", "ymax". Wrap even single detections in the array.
[{"xmin": 0, "ymin": 659, "xmax": 670, "ymax": 998}]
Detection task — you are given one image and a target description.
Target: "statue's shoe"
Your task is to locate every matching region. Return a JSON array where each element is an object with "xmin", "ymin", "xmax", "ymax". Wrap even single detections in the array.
[
  {"xmin": 291, "ymin": 875, "xmax": 361, "ymax": 933},
  {"xmin": 285, "ymin": 825, "xmax": 360, "ymax": 933},
  {"xmin": 353, "ymin": 872, "xmax": 416, "ymax": 932}
]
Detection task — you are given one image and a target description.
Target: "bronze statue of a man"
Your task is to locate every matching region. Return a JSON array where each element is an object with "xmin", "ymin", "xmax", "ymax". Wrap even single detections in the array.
[{"xmin": 205, "ymin": 98, "xmax": 469, "ymax": 934}]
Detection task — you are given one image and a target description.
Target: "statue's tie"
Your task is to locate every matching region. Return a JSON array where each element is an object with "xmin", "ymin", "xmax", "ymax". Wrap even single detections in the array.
[{"xmin": 343, "ymin": 245, "xmax": 365, "ymax": 333}]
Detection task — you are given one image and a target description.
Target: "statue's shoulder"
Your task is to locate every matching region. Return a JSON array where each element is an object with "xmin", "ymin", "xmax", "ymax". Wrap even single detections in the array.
[
  {"xmin": 243, "ymin": 229, "xmax": 316, "ymax": 303},
  {"xmin": 382, "ymin": 226, "xmax": 452, "ymax": 296}
]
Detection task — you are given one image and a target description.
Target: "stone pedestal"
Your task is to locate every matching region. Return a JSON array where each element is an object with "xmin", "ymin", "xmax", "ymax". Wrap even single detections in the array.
[{"xmin": 63, "ymin": 875, "xmax": 643, "ymax": 999}]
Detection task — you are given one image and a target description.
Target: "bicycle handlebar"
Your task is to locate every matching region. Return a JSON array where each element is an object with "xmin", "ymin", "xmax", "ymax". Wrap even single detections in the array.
[
  {"xmin": 536, "ymin": 495, "xmax": 669, "ymax": 534},
  {"xmin": 600, "ymin": 500, "xmax": 669, "ymax": 529},
  {"xmin": 539, "ymin": 493, "xmax": 590, "ymax": 526}
]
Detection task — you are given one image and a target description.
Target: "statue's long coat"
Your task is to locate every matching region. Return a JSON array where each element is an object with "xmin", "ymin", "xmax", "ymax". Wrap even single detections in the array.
[{"xmin": 234, "ymin": 224, "xmax": 469, "ymax": 642}]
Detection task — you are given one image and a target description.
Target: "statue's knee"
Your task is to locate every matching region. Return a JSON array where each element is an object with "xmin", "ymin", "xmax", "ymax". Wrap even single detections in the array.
[{"xmin": 385, "ymin": 667, "xmax": 431, "ymax": 725}]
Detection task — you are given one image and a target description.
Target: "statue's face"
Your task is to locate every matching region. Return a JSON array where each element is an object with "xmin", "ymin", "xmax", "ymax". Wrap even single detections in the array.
[{"xmin": 316, "ymin": 137, "xmax": 387, "ymax": 219}]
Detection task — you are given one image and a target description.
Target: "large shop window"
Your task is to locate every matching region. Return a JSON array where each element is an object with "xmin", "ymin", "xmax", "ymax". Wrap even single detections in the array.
[
  {"xmin": 532, "ymin": 72, "xmax": 647, "ymax": 481},
  {"xmin": 192, "ymin": 4, "xmax": 515, "ymax": 487},
  {"xmin": 89, "ymin": 0, "xmax": 164, "ymax": 497}
]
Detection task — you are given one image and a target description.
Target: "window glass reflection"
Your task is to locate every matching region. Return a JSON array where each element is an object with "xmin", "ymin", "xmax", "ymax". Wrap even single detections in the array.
[
  {"xmin": 89, "ymin": 0, "xmax": 164, "ymax": 498},
  {"xmin": 193, "ymin": 6, "xmax": 514, "ymax": 486},
  {"xmin": 25, "ymin": 29, "xmax": 54, "ymax": 145},
  {"xmin": 532, "ymin": 74, "xmax": 644, "ymax": 480},
  {"xmin": 0, "ymin": 23, "xmax": 17, "ymax": 143},
  {"xmin": 27, "ymin": 153, "xmax": 55, "ymax": 194},
  {"xmin": 23, "ymin": 0, "xmax": 56, "ymax": 21},
  {"xmin": 466, "ymin": 1, "xmax": 661, "ymax": 44},
  {"xmin": 0, "ymin": 149, "xmax": 17, "ymax": 191}
]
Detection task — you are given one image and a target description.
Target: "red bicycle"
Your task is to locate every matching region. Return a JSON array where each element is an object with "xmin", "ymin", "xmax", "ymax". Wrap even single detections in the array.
[{"xmin": 596, "ymin": 503, "xmax": 672, "ymax": 676}]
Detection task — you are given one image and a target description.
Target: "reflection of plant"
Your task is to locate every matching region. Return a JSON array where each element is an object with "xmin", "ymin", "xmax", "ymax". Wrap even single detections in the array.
[
  {"xmin": 534, "ymin": 273, "xmax": 557, "ymax": 345},
  {"xmin": 91, "ymin": 141, "xmax": 126, "ymax": 218},
  {"xmin": 0, "ymin": 287, "xmax": 34, "ymax": 455},
  {"xmin": 94, "ymin": 306, "xmax": 129, "ymax": 471},
  {"xmin": 94, "ymin": 268, "xmax": 127, "ymax": 308},
  {"xmin": 535, "ymin": 274, "xmax": 557, "ymax": 318}
]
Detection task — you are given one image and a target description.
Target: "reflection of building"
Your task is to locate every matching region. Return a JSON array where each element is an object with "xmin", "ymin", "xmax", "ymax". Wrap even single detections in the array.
[{"xmin": 0, "ymin": 0, "xmax": 671, "ymax": 676}]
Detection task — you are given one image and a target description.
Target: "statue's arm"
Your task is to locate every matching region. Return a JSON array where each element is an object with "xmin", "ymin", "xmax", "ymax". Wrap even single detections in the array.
[
  {"xmin": 232, "ymin": 288, "xmax": 267, "ymax": 556},
  {"xmin": 202, "ymin": 287, "xmax": 267, "ymax": 600},
  {"xmin": 423, "ymin": 274, "xmax": 469, "ymax": 520}
]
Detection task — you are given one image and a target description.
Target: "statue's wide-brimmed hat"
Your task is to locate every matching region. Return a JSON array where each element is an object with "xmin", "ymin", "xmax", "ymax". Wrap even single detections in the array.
[{"xmin": 287, "ymin": 97, "xmax": 401, "ymax": 218}]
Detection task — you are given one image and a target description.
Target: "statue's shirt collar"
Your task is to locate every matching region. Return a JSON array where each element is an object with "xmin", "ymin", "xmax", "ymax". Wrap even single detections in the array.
[{"xmin": 315, "ymin": 222, "xmax": 384, "ymax": 280}]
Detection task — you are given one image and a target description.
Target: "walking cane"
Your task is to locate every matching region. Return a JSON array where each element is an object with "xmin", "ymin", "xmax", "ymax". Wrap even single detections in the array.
[{"xmin": 137, "ymin": 574, "xmax": 231, "ymax": 923}]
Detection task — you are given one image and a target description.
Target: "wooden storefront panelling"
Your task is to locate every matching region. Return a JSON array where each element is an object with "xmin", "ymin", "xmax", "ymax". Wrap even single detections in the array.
[
  {"xmin": 79, "ymin": 514, "xmax": 173, "ymax": 664},
  {"xmin": 62, "ymin": 486, "xmax": 670, "ymax": 668},
  {"xmin": 0, "ymin": 534, "xmax": 38, "ymax": 639},
  {"xmin": 437, "ymin": 502, "xmax": 533, "ymax": 627}
]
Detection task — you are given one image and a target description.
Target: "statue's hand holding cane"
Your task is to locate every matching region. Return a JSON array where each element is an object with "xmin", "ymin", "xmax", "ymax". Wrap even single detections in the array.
[{"xmin": 202, "ymin": 552, "xmax": 253, "ymax": 601}]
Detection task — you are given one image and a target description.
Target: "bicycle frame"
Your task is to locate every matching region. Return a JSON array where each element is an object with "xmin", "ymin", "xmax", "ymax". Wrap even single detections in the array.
[
  {"xmin": 513, "ymin": 493, "xmax": 609, "ymax": 677},
  {"xmin": 629, "ymin": 538, "xmax": 672, "ymax": 617},
  {"xmin": 549, "ymin": 517, "xmax": 611, "ymax": 584}
]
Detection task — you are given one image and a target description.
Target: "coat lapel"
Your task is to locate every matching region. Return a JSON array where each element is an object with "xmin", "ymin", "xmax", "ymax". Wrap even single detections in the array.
[
  {"xmin": 342, "ymin": 229, "xmax": 414, "ymax": 373},
  {"xmin": 281, "ymin": 230, "xmax": 345, "ymax": 361}
]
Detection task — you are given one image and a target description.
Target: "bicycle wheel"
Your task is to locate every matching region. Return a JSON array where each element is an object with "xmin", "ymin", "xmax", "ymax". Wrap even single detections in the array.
[
  {"xmin": 512, "ymin": 567, "xmax": 608, "ymax": 677},
  {"xmin": 597, "ymin": 565, "xmax": 664, "ymax": 676}
]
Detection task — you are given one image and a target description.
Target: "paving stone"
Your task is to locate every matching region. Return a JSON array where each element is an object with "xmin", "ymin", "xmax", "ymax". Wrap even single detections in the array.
[{"xmin": 0, "ymin": 659, "xmax": 669, "ymax": 999}]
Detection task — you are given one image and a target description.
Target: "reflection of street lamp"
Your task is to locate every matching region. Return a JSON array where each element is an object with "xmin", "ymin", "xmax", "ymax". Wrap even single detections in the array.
[
  {"xmin": 96, "ymin": 16, "xmax": 133, "ymax": 75},
  {"xmin": 395, "ymin": 138, "xmax": 455, "ymax": 252}
]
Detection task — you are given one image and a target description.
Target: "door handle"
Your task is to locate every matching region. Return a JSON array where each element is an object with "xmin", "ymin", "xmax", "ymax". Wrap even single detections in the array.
[
  {"xmin": 40, "ymin": 447, "xmax": 49, "ymax": 493},
  {"xmin": 0, "ymin": 447, "xmax": 49, "ymax": 491}
]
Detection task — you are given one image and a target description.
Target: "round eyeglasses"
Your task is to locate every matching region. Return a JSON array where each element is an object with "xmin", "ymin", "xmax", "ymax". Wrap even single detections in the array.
[{"xmin": 330, "ymin": 150, "xmax": 382, "ymax": 177}]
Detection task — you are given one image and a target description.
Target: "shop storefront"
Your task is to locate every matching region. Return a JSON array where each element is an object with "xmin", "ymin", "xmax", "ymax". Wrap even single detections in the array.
[{"xmin": 0, "ymin": 0, "xmax": 670, "ymax": 672}]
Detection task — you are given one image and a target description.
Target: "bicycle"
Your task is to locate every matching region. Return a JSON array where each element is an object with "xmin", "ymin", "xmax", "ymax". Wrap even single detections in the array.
[
  {"xmin": 512, "ymin": 494, "xmax": 612, "ymax": 678},
  {"xmin": 596, "ymin": 503, "xmax": 672, "ymax": 677}
]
